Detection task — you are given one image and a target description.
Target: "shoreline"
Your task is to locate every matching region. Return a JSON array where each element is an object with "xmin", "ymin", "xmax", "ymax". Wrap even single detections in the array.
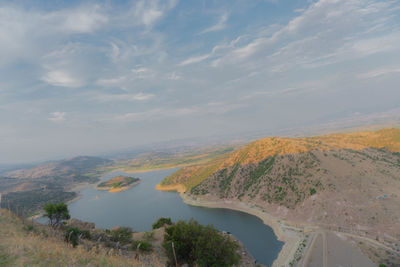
[
  {"xmin": 155, "ymin": 183, "xmax": 186, "ymax": 193},
  {"xmin": 179, "ymin": 192, "xmax": 305, "ymax": 267},
  {"xmin": 27, "ymin": 182, "xmax": 90, "ymax": 220},
  {"xmin": 95, "ymin": 180, "xmax": 141, "ymax": 193}
]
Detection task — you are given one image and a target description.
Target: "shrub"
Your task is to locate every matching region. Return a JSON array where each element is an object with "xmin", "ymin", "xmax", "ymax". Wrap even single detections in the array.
[
  {"xmin": 131, "ymin": 240, "xmax": 153, "ymax": 252},
  {"xmin": 23, "ymin": 224, "xmax": 36, "ymax": 232},
  {"xmin": 152, "ymin": 217, "xmax": 173, "ymax": 229},
  {"xmin": 310, "ymin": 188, "xmax": 316, "ymax": 195},
  {"xmin": 65, "ymin": 227, "xmax": 81, "ymax": 247},
  {"xmin": 110, "ymin": 227, "xmax": 133, "ymax": 245},
  {"xmin": 163, "ymin": 219, "xmax": 239, "ymax": 266}
]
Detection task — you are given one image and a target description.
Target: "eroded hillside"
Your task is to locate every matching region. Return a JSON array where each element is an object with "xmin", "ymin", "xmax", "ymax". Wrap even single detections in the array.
[{"xmin": 158, "ymin": 128, "xmax": 400, "ymax": 251}]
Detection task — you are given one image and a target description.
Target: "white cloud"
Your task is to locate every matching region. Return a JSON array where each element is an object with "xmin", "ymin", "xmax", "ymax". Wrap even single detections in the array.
[
  {"xmin": 41, "ymin": 70, "xmax": 83, "ymax": 88},
  {"xmin": 129, "ymin": 0, "xmax": 179, "ymax": 28},
  {"xmin": 96, "ymin": 93, "xmax": 155, "ymax": 102},
  {"xmin": 210, "ymin": 0, "xmax": 400, "ymax": 72},
  {"xmin": 131, "ymin": 67, "xmax": 155, "ymax": 80},
  {"xmin": 0, "ymin": 4, "xmax": 108, "ymax": 64},
  {"xmin": 54, "ymin": 5, "xmax": 108, "ymax": 34},
  {"xmin": 179, "ymin": 54, "xmax": 210, "ymax": 66},
  {"xmin": 200, "ymin": 13, "xmax": 228, "ymax": 34},
  {"xmin": 358, "ymin": 67, "xmax": 400, "ymax": 79},
  {"xmin": 351, "ymin": 33, "xmax": 399, "ymax": 56},
  {"xmin": 49, "ymin": 112, "xmax": 66, "ymax": 122}
]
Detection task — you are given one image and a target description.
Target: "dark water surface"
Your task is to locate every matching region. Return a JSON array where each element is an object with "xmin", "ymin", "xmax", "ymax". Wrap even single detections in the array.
[{"xmin": 68, "ymin": 169, "xmax": 283, "ymax": 266}]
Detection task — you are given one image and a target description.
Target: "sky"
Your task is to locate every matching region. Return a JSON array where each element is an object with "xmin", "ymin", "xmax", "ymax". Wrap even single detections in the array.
[{"xmin": 1, "ymin": 0, "xmax": 400, "ymax": 163}]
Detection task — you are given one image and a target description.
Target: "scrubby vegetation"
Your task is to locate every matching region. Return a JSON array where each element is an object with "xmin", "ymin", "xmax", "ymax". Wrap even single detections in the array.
[
  {"xmin": 0, "ymin": 207, "xmax": 251, "ymax": 267},
  {"xmin": 163, "ymin": 219, "xmax": 240, "ymax": 267},
  {"xmin": 0, "ymin": 209, "xmax": 161, "ymax": 266},
  {"xmin": 131, "ymin": 240, "xmax": 153, "ymax": 252},
  {"xmin": 110, "ymin": 226, "xmax": 133, "ymax": 245},
  {"xmin": 64, "ymin": 227, "xmax": 82, "ymax": 247},
  {"xmin": 152, "ymin": 217, "xmax": 172, "ymax": 229}
]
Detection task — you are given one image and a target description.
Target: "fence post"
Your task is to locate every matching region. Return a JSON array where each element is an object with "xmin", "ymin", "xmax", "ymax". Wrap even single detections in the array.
[{"xmin": 172, "ymin": 242, "xmax": 178, "ymax": 267}]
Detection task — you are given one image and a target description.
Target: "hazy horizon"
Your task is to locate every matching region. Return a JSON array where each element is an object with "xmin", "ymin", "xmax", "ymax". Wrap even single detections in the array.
[{"xmin": 1, "ymin": 0, "xmax": 400, "ymax": 163}]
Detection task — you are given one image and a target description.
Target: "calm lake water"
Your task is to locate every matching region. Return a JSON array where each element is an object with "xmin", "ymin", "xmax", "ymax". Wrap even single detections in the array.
[{"xmin": 67, "ymin": 169, "xmax": 283, "ymax": 266}]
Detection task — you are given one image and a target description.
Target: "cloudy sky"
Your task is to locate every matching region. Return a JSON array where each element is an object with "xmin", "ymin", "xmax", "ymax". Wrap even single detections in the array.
[{"xmin": 1, "ymin": 0, "xmax": 400, "ymax": 163}]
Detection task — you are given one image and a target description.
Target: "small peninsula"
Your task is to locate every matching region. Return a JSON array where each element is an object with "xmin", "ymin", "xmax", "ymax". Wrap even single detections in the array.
[{"xmin": 96, "ymin": 176, "xmax": 140, "ymax": 192}]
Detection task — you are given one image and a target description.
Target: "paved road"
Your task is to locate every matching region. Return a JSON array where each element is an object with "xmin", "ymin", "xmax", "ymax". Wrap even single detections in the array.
[
  {"xmin": 323, "ymin": 231, "xmax": 328, "ymax": 267},
  {"xmin": 303, "ymin": 231, "xmax": 376, "ymax": 267},
  {"xmin": 304, "ymin": 232, "xmax": 324, "ymax": 267}
]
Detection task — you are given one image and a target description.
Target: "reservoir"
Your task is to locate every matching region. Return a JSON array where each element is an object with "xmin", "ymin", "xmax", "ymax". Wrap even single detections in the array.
[{"xmin": 68, "ymin": 169, "xmax": 283, "ymax": 266}]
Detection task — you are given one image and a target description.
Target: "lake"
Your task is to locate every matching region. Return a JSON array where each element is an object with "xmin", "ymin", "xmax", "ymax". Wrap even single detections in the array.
[{"xmin": 68, "ymin": 169, "xmax": 283, "ymax": 266}]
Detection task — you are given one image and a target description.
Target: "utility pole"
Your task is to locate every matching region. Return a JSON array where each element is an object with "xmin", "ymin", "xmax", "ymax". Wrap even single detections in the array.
[{"xmin": 172, "ymin": 242, "xmax": 178, "ymax": 267}]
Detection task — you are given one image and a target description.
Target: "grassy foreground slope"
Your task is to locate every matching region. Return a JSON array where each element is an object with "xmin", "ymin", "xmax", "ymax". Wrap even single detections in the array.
[
  {"xmin": 158, "ymin": 128, "xmax": 400, "ymax": 252},
  {"xmin": 0, "ymin": 209, "xmax": 157, "ymax": 267}
]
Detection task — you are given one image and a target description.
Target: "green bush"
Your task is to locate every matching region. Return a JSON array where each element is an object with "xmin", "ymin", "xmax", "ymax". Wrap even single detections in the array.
[
  {"xmin": 152, "ymin": 217, "xmax": 173, "ymax": 229},
  {"xmin": 163, "ymin": 219, "xmax": 239, "ymax": 266},
  {"xmin": 131, "ymin": 240, "xmax": 153, "ymax": 252},
  {"xmin": 310, "ymin": 188, "xmax": 316, "ymax": 195},
  {"xmin": 44, "ymin": 202, "xmax": 70, "ymax": 227},
  {"xmin": 23, "ymin": 224, "xmax": 36, "ymax": 232},
  {"xmin": 110, "ymin": 227, "xmax": 133, "ymax": 245},
  {"xmin": 64, "ymin": 227, "xmax": 81, "ymax": 247}
]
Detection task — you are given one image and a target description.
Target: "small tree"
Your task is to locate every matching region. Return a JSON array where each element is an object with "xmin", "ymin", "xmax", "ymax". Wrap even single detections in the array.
[
  {"xmin": 163, "ymin": 219, "xmax": 240, "ymax": 266},
  {"xmin": 44, "ymin": 202, "xmax": 70, "ymax": 227}
]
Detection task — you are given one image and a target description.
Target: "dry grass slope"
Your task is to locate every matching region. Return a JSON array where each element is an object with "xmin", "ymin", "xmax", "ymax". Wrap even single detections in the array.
[
  {"xmin": 161, "ymin": 128, "xmax": 400, "ymax": 190},
  {"xmin": 0, "ymin": 209, "xmax": 162, "ymax": 267}
]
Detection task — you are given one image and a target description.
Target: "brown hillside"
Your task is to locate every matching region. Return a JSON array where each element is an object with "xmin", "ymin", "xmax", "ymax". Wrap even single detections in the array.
[
  {"xmin": 159, "ymin": 128, "xmax": 400, "ymax": 251},
  {"xmin": 221, "ymin": 128, "xmax": 400, "ymax": 168}
]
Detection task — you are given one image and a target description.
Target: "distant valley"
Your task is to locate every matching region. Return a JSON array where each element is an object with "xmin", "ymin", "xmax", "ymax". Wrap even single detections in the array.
[
  {"xmin": 2, "ymin": 128, "xmax": 400, "ymax": 266},
  {"xmin": 0, "ymin": 146, "xmax": 234, "ymax": 216},
  {"xmin": 0, "ymin": 156, "xmax": 112, "ymax": 216}
]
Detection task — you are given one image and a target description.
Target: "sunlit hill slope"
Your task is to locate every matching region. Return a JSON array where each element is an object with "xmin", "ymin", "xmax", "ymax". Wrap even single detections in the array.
[{"xmin": 158, "ymin": 128, "xmax": 400, "ymax": 250}]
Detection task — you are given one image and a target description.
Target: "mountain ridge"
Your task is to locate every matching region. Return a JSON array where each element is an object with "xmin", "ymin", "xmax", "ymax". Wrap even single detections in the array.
[{"xmin": 158, "ymin": 128, "xmax": 400, "ymax": 254}]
